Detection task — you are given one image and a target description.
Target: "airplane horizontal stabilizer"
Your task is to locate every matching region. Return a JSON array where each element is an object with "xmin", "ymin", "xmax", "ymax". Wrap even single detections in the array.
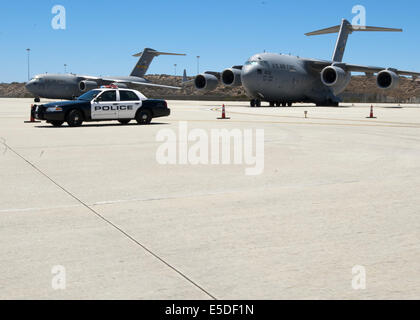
[
  {"xmin": 305, "ymin": 19, "xmax": 403, "ymax": 62},
  {"xmin": 305, "ymin": 24, "xmax": 402, "ymax": 36},
  {"xmin": 130, "ymin": 48, "xmax": 186, "ymax": 78},
  {"xmin": 133, "ymin": 50, "xmax": 186, "ymax": 57}
]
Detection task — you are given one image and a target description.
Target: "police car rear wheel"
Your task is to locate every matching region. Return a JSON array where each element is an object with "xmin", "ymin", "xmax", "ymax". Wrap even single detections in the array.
[
  {"xmin": 66, "ymin": 109, "xmax": 84, "ymax": 127},
  {"xmin": 136, "ymin": 110, "xmax": 152, "ymax": 125},
  {"xmin": 50, "ymin": 121, "xmax": 64, "ymax": 127},
  {"xmin": 118, "ymin": 120, "xmax": 131, "ymax": 125}
]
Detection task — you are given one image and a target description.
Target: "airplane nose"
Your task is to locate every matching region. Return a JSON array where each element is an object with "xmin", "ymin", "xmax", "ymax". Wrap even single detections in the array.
[
  {"xmin": 25, "ymin": 80, "xmax": 33, "ymax": 89},
  {"xmin": 25, "ymin": 80, "xmax": 35, "ymax": 92},
  {"xmin": 241, "ymin": 65, "xmax": 260, "ymax": 95}
]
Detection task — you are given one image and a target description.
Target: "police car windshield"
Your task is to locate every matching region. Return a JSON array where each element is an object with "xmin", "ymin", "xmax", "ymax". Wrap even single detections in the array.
[{"xmin": 78, "ymin": 90, "xmax": 101, "ymax": 101}]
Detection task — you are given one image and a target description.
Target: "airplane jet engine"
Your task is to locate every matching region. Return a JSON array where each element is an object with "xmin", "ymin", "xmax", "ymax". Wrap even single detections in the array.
[
  {"xmin": 79, "ymin": 80, "xmax": 99, "ymax": 92},
  {"xmin": 376, "ymin": 70, "xmax": 400, "ymax": 90},
  {"xmin": 321, "ymin": 66, "xmax": 351, "ymax": 94},
  {"xmin": 194, "ymin": 73, "xmax": 219, "ymax": 91},
  {"xmin": 221, "ymin": 68, "xmax": 242, "ymax": 87}
]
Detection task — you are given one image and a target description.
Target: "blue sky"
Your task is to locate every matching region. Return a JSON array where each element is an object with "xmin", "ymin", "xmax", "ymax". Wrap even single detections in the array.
[{"xmin": 0, "ymin": 0, "xmax": 419, "ymax": 82}]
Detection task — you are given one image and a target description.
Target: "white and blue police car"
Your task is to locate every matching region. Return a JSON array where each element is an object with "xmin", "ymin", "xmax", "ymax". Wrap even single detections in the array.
[{"xmin": 34, "ymin": 87, "xmax": 170, "ymax": 127}]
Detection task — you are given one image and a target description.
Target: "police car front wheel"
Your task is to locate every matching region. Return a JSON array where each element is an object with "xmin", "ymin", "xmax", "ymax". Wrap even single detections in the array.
[
  {"xmin": 66, "ymin": 109, "xmax": 84, "ymax": 127},
  {"xmin": 136, "ymin": 110, "xmax": 152, "ymax": 125}
]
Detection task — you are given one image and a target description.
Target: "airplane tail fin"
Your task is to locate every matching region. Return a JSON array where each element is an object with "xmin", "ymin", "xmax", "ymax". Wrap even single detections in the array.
[
  {"xmin": 305, "ymin": 19, "xmax": 402, "ymax": 62},
  {"xmin": 130, "ymin": 48, "xmax": 186, "ymax": 78},
  {"xmin": 182, "ymin": 69, "xmax": 188, "ymax": 83},
  {"xmin": 181, "ymin": 69, "xmax": 194, "ymax": 85}
]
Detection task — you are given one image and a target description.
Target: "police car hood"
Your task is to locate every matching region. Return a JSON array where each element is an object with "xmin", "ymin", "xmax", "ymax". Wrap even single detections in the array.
[{"xmin": 42, "ymin": 100, "xmax": 90, "ymax": 108}]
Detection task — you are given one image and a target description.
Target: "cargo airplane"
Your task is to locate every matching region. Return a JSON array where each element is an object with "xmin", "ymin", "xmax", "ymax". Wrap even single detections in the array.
[
  {"xmin": 190, "ymin": 19, "xmax": 420, "ymax": 107},
  {"xmin": 26, "ymin": 48, "xmax": 185, "ymax": 102}
]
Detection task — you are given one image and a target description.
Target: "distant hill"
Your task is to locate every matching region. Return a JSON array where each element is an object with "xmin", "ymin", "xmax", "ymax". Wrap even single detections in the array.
[
  {"xmin": 0, "ymin": 82, "xmax": 34, "ymax": 98},
  {"xmin": 1, "ymin": 75, "xmax": 420, "ymax": 103},
  {"xmin": 342, "ymin": 76, "xmax": 420, "ymax": 103}
]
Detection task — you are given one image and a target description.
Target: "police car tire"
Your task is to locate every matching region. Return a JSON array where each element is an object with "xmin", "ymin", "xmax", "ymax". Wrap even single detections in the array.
[
  {"xmin": 50, "ymin": 121, "xmax": 64, "ymax": 127},
  {"xmin": 118, "ymin": 120, "xmax": 131, "ymax": 125},
  {"xmin": 136, "ymin": 109, "xmax": 152, "ymax": 125},
  {"xmin": 66, "ymin": 109, "xmax": 84, "ymax": 127}
]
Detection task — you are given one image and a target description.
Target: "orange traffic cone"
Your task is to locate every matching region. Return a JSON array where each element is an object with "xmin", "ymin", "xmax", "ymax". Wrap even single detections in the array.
[
  {"xmin": 218, "ymin": 104, "xmax": 230, "ymax": 120},
  {"xmin": 24, "ymin": 104, "xmax": 40, "ymax": 123},
  {"xmin": 366, "ymin": 105, "xmax": 377, "ymax": 119}
]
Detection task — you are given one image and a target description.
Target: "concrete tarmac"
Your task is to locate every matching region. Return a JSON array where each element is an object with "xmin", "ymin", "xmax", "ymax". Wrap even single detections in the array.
[{"xmin": 0, "ymin": 98, "xmax": 419, "ymax": 299}]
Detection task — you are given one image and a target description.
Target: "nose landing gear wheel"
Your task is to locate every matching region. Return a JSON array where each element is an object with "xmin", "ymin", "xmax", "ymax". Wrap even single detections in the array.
[{"xmin": 250, "ymin": 99, "xmax": 261, "ymax": 107}]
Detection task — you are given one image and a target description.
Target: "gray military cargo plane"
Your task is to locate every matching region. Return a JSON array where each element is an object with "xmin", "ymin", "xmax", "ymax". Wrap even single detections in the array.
[
  {"xmin": 191, "ymin": 19, "xmax": 420, "ymax": 107},
  {"xmin": 26, "ymin": 48, "xmax": 185, "ymax": 102}
]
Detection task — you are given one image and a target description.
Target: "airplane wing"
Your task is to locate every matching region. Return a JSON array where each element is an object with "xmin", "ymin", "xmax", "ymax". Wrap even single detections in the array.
[
  {"xmin": 344, "ymin": 64, "xmax": 420, "ymax": 78},
  {"xmin": 105, "ymin": 78, "xmax": 182, "ymax": 90},
  {"xmin": 305, "ymin": 59, "xmax": 420, "ymax": 78},
  {"xmin": 80, "ymin": 75, "xmax": 182, "ymax": 90}
]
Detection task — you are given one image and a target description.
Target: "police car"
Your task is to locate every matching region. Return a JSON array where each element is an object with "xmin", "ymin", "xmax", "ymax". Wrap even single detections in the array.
[{"xmin": 34, "ymin": 87, "xmax": 170, "ymax": 127}]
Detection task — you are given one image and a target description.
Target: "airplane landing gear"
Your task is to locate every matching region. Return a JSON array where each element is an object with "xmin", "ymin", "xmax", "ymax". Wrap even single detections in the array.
[
  {"xmin": 316, "ymin": 101, "xmax": 339, "ymax": 107},
  {"xmin": 250, "ymin": 99, "xmax": 261, "ymax": 107},
  {"xmin": 34, "ymin": 97, "xmax": 40, "ymax": 103}
]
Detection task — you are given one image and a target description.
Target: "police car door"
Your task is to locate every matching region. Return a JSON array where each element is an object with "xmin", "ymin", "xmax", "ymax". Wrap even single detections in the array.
[
  {"xmin": 91, "ymin": 90, "xmax": 118, "ymax": 120},
  {"xmin": 118, "ymin": 90, "xmax": 141, "ymax": 119}
]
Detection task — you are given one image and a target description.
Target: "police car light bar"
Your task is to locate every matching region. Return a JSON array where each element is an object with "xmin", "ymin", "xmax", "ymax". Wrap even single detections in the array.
[{"xmin": 101, "ymin": 85, "xmax": 119, "ymax": 89}]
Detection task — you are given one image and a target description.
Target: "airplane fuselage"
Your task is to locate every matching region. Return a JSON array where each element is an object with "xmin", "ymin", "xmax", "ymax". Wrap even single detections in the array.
[
  {"xmin": 26, "ymin": 74, "xmax": 80, "ymax": 100},
  {"xmin": 25, "ymin": 74, "xmax": 148, "ymax": 100},
  {"xmin": 241, "ymin": 53, "xmax": 341, "ymax": 105}
]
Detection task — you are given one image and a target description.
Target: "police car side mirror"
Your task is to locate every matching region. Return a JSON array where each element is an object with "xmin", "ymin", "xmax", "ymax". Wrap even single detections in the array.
[{"xmin": 94, "ymin": 98, "xmax": 100, "ymax": 103}]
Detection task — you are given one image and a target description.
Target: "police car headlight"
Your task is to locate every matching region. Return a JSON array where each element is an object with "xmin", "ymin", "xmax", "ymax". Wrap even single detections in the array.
[{"xmin": 46, "ymin": 107, "xmax": 63, "ymax": 112}]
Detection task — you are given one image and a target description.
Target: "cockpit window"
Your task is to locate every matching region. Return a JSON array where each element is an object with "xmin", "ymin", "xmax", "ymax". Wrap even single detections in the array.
[
  {"xmin": 31, "ymin": 77, "xmax": 44, "ymax": 83},
  {"xmin": 245, "ymin": 60, "xmax": 261, "ymax": 66},
  {"xmin": 245, "ymin": 60, "xmax": 269, "ymax": 67},
  {"xmin": 78, "ymin": 90, "xmax": 101, "ymax": 101}
]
